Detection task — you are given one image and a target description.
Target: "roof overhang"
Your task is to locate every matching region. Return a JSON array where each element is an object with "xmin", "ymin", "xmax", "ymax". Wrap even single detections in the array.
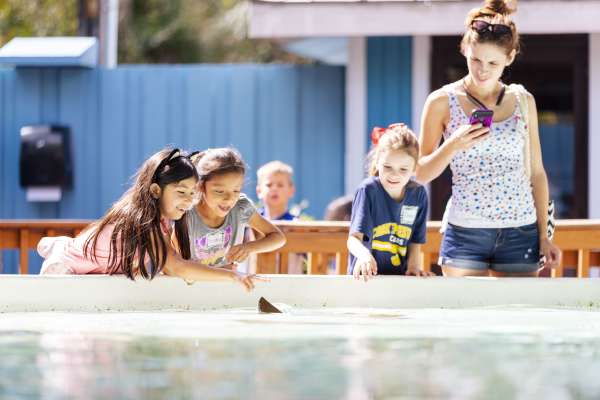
[
  {"xmin": 282, "ymin": 37, "xmax": 348, "ymax": 64},
  {"xmin": 0, "ymin": 37, "xmax": 98, "ymax": 68},
  {"xmin": 250, "ymin": 0, "xmax": 600, "ymax": 38}
]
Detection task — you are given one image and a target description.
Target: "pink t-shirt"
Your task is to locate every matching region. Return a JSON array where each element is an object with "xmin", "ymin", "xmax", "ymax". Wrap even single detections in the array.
[{"xmin": 38, "ymin": 219, "xmax": 172, "ymax": 275}]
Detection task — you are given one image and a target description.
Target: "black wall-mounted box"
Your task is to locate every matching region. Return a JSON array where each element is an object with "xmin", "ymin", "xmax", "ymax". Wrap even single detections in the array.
[{"xmin": 19, "ymin": 125, "xmax": 73, "ymax": 188}]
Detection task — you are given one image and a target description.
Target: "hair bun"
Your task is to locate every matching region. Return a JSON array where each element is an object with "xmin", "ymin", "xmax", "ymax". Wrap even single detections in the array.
[{"xmin": 484, "ymin": 0, "xmax": 516, "ymax": 15}]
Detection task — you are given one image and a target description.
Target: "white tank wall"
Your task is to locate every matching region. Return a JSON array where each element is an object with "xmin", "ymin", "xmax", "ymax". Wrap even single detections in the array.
[{"xmin": 1, "ymin": 275, "xmax": 599, "ymax": 312}]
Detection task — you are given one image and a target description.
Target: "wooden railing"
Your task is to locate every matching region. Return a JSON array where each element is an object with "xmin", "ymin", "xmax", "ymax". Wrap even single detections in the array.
[
  {"xmin": 255, "ymin": 221, "xmax": 350, "ymax": 275},
  {"xmin": 2, "ymin": 219, "xmax": 599, "ymax": 277},
  {"xmin": 545, "ymin": 220, "xmax": 600, "ymax": 277},
  {"xmin": 0, "ymin": 220, "xmax": 91, "ymax": 274},
  {"xmin": 256, "ymin": 220, "xmax": 600, "ymax": 277}
]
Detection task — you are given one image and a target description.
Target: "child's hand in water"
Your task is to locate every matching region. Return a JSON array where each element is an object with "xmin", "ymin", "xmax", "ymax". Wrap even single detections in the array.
[
  {"xmin": 227, "ymin": 243, "xmax": 251, "ymax": 263},
  {"xmin": 231, "ymin": 270, "xmax": 268, "ymax": 292},
  {"xmin": 354, "ymin": 254, "xmax": 377, "ymax": 282},
  {"xmin": 406, "ymin": 264, "xmax": 435, "ymax": 277}
]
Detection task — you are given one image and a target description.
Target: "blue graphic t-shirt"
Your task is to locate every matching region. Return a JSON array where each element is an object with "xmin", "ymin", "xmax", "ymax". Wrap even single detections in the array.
[
  {"xmin": 349, "ymin": 177, "xmax": 428, "ymax": 275},
  {"xmin": 259, "ymin": 208, "xmax": 296, "ymax": 221}
]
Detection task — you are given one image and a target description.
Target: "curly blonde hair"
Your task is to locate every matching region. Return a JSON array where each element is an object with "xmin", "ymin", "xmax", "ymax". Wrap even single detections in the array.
[
  {"xmin": 367, "ymin": 123, "xmax": 419, "ymax": 177},
  {"xmin": 257, "ymin": 160, "xmax": 294, "ymax": 185}
]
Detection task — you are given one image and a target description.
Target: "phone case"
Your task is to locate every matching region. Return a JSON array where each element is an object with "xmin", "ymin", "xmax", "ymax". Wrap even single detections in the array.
[{"xmin": 470, "ymin": 109, "xmax": 493, "ymax": 127}]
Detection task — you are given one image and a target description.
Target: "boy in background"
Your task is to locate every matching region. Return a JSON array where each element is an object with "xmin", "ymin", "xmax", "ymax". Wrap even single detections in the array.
[
  {"xmin": 255, "ymin": 161, "xmax": 303, "ymax": 273},
  {"xmin": 256, "ymin": 161, "xmax": 296, "ymax": 221}
]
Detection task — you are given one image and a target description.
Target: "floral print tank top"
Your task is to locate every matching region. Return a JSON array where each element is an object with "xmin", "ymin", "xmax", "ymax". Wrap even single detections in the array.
[{"xmin": 442, "ymin": 83, "xmax": 537, "ymax": 228}]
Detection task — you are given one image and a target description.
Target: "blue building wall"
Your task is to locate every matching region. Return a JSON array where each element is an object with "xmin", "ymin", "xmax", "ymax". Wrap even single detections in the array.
[
  {"xmin": 367, "ymin": 37, "xmax": 412, "ymax": 142},
  {"xmin": 0, "ymin": 64, "xmax": 345, "ymax": 273}
]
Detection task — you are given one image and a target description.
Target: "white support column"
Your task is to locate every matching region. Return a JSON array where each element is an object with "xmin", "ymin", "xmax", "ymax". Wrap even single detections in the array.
[
  {"xmin": 99, "ymin": 0, "xmax": 119, "ymax": 68},
  {"xmin": 411, "ymin": 35, "xmax": 431, "ymax": 136},
  {"xmin": 590, "ymin": 34, "xmax": 600, "ymax": 218},
  {"xmin": 345, "ymin": 37, "xmax": 367, "ymax": 194},
  {"xmin": 411, "ymin": 35, "xmax": 432, "ymax": 217}
]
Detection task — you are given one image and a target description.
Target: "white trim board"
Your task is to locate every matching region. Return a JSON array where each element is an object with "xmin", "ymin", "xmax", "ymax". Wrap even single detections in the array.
[
  {"xmin": 1, "ymin": 275, "xmax": 599, "ymax": 312},
  {"xmin": 411, "ymin": 35, "xmax": 432, "ymax": 217},
  {"xmin": 411, "ymin": 35, "xmax": 431, "ymax": 136},
  {"xmin": 250, "ymin": 1, "xmax": 600, "ymax": 38},
  {"xmin": 344, "ymin": 37, "xmax": 367, "ymax": 195},
  {"xmin": 590, "ymin": 34, "xmax": 600, "ymax": 218}
]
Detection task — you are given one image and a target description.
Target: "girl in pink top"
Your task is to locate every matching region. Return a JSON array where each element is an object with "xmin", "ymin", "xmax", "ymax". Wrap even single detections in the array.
[{"xmin": 37, "ymin": 148, "xmax": 260, "ymax": 291}]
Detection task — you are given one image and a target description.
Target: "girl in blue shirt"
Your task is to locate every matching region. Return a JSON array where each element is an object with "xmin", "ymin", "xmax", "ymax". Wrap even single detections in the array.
[{"xmin": 348, "ymin": 123, "xmax": 434, "ymax": 280}]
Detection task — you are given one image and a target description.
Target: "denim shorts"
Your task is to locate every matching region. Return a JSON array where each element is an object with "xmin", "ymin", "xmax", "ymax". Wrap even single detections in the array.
[{"xmin": 439, "ymin": 222, "xmax": 540, "ymax": 273}]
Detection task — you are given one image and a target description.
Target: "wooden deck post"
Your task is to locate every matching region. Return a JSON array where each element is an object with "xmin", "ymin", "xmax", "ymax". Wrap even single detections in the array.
[
  {"xmin": 256, "ymin": 252, "xmax": 277, "ymax": 274},
  {"xmin": 577, "ymin": 249, "xmax": 590, "ymax": 278},
  {"xmin": 19, "ymin": 229, "xmax": 29, "ymax": 275},
  {"xmin": 336, "ymin": 251, "xmax": 348, "ymax": 275}
]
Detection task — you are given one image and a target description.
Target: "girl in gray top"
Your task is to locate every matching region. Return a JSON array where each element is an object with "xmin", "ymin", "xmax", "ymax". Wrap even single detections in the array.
[{"xmin": 184, "ymin": 148, "xmax": 286, "ymax": 269}]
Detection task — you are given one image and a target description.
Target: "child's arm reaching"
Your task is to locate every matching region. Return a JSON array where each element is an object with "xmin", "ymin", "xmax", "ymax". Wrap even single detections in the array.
[
  {"xmin": 405, "ymin": 243, "xmax": 434, "ymax": 277},
  {"xmin": 162, "ymin": 243, "xmax": 263, "ymax": 291},
  {"xmin": 347, "ymin": 232, "xmax": 377, "ymax": 282},
  {"xmin": 226, "ymin": 212, "xmax": 286, "ymax": 263}
]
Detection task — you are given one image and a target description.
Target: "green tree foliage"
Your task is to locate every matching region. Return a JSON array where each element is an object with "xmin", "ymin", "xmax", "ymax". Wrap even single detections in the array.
[
  {"xmin": 0, "ymin": 0, "xmax": 78, "ymax": 44},
  {"xmin": 0, "ymin": 0, "xmax": 305, "ymax": 64},
  {"xmin": 118, "ymin": 0, "xmax": 304, "ymax": 63}
]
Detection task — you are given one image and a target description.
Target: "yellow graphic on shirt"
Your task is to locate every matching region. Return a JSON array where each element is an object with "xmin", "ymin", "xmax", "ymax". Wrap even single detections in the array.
[{"xmin": 371, "ymin": 223, "xmax": 412, "ymax": 267}]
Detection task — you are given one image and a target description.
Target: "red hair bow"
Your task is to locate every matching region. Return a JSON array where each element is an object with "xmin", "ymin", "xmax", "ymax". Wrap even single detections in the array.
[
  {"xmin": 370, "ymin": 127, "xmax": 387, "ymax": 146},
  {"xmin": 370, "ymin": 123, "xmax": 406, "ymax": 145}
]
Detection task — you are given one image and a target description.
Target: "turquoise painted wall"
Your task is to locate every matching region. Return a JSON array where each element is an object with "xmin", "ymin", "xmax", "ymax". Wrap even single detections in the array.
[{"xmin": 367, "ymin": 37, "xmax": 413, "ymax": 141}]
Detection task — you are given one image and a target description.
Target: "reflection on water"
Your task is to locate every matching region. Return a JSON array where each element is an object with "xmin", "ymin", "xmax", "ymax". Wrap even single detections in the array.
[
  {"xmin": 1, "ymin": 309, "xmax": 600, "ymax": 399},
  {"xmin": 1, "ymin": 332, "xmax": 349, "ymax": 400}
]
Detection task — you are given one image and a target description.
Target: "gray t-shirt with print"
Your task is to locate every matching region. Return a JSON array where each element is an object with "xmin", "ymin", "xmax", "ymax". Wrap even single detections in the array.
[{"xmin": 187, "ymin": 194, "xmax": 256, "ymax": 267}]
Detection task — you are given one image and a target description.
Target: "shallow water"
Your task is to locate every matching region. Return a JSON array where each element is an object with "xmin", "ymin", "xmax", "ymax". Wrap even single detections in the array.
[{"xmin": 1, "ymin": 307, "xmax": 600, "ymax": 399}]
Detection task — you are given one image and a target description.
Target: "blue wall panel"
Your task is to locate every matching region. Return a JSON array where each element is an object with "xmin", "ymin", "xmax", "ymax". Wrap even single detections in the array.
[
  {"xmin": 367, "ymin": 37, "xmax": 413, "ymax": 140},
  {"xmin": 0, "ymin": 74, "xmax": 4, "ymax": 219},
  {"xmin": 229, "ymin": 66, "xmax": 258, "ymax": 173},
  {"xmin": 298, "ymin": 66, "xmax": 345, "ymax": 215},
  {"xmin": 0, "ymin": 64, "xmax": 345, "ymax": 273}
]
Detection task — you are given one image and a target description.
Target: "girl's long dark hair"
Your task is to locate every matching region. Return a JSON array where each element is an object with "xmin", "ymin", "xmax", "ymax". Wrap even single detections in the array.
[{"xmin": 84, "ymin": 148, "xmax": 199, "ymax": 280}]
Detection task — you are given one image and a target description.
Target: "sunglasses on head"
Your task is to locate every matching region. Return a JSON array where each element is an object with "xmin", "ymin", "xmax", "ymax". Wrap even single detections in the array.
[
  {"xmin": 471, "ymin": 20, "xmax": 512, "ymax": 36},
  {"xmin": 152, "ymin": 149, "xmax": 199, "ymax": 183}
]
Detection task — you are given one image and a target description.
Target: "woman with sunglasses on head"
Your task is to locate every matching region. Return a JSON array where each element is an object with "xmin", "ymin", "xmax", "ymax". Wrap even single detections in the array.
[{"xmin": 416, "ymin": 0, "xmax": 560, "ymax": 277}]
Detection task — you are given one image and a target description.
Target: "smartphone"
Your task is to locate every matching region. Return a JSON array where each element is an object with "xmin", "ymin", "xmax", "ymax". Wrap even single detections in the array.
[{"xmin": 469, "ymin": 109, "xmax": 493, "ymax": 127}]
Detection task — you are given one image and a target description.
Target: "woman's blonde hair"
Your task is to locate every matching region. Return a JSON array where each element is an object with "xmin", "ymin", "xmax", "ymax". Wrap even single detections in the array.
[{"xmin": 367, "ymin": 123, "xmax": 419, "ymax": 176}]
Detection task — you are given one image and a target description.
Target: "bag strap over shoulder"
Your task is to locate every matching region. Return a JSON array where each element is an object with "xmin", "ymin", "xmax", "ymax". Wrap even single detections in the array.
[
  {"xmin": 510, "ymin": 83, "xmax": 532, "ymax": 179},
  {"xmin": 511, "ymin": 84, "xmax": 556, "ymax": 240},
  {"xmin": 510, "ymin": 83, "xmax": 530, "ymax": 123}
]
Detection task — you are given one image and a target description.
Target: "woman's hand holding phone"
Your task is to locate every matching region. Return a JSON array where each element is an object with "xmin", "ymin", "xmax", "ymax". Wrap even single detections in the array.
[{"xmin": 449, "ymin": 123, "xmax": 490, "ymax": 152}]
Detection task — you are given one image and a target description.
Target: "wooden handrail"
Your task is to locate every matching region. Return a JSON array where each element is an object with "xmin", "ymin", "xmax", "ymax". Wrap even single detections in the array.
[
  {"xmin": 255, "ymin": 219, "xmax": 600, "ymax": 277},
  {"xmin": 0, "ymin": 220, "xmax": 92, "ymax": 274},
  {"xmin": 1, "ymin": 219, "xmax": 599, "ymax": 276}
]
